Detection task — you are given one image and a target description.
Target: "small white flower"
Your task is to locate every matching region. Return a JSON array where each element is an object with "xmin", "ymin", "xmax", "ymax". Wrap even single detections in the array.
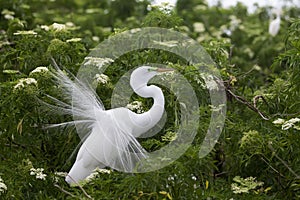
[
  {"xmin": 24, "ymin": 78, "xmax": 37, "ymax": 85},
  {"xmin": 231, "ymin": 176, "xmax": 263, "ymax": 194},
  {"xmin": 4, "ymin": 14, "xmax": 14, "ymax": 20},
  {"xmin": 194, "ymin": 5, "xmax": 206, "ymax": 11},
  {"xmin": 287, "ymin": 118, "xmax": 300, "ymax": 124},
  {"xmin": 282, "ymin": 122, "xmax": 293, "ymax": 130},
  {"xmin": 200, "ymin": 74, "xmax": 219, "ymax": 91},
  {"xmin": 222, "ymin": 29, "xmax": 232, "ymax": 36},
  {"xmin": 153, "ymin": 40, "xmax": 178, "ymax": 47},
  {"xmin": 148, "ymin": 2, "xmax": 174, "ymax": 13},
  {"xmin": 84, "ymin": 57, "xmax": 114, "ymax": 69},
  {"xmin": 273, "ymin": 118, "xmax": 285, "ymax": 125},
  {"xmin": 92, "ymin": 36, "xmax": 100, "ymax": 42},
  {"xmin": 14, "ymin": 78, "xmax": 37, "ymax": 90},
  {"xmin": 51, "ymin": 23, "xmax": 66, "ymax": 31},
  {"xmin": 84, "ymin": 168, "xmax": 111, "ymax": 183},
  {"xmin": 30, "ymin": 168, "xmax": 47, "ymax": 180},
  {"xmin": 65, "ymin": 22, "xmax": 75, "ymax": 27},
  {"xmin": 191, "ymin": 175, "xmax": 197, "ymax": 181},
  {"xmin": 66, "ymin": 38, "xmax": 82, "ymax": 43},
  {"xmin": 168, "ymin": 176, "xmax": 174, "ymax": 181},
  {"xmin": 95, "ymin": 168, "xmax": 111, "ymax": 174},
  {"xmin": 14, "ymin": 30, "xmax": 38, "ymax": 35},
  {"xmin": 54, "ymin": 172, "xmax": 67, "ymax": 177},
  {"xmin": 273, "ymin": 117, "xmax": 300, "ymax": 130},
  {"xmin": 253, "ymin": 64, "xmax": 261, "ymax": 71},
  {"xmin": 130, "ymin": 28, "xmax": 141, "ymax": 34},
  {"xmin": 126, "ymin": 101, "xmax": 144, "ymax": 114},
  {"xmin": 2, "ymin": 9, "xmax": 14, "ymax": 20},
  {"xmin": 193, "ymin": 22, "xmax": 205, "ymax": 33},
  {"xmin": 94, "ymin": 74, "xmax": 110, "ymax": 84},
  {"xmin": 30, "ymin": 66, "xmax": 49, "ymax": 74},
  {"xmin": 36, "ymin": 173, "xmax": 47, "ymax": 180},
  {"xmin": 30, "ymin": 168, "xmax": 36, "ymax": 176},
  {"xmin": 231, "ymin": 183, "xmax": 249, "ymax": 194},
  {"xmin": 229, "ymin": 15, "xmax": 242, "ymax": 31},
  {"xmin": 0, "ymin": 177, "xmax": 7, "ymax": 194},
  {"xmin": 14, "ymin": 82, "xmax": 24, "ymax": 89},
  {"xmin": 40, "ymin": 25, "xmax": 50, "ymax": 31},
  {"xmin": 53, "ymin": 172, "xmax": 67, "ymax": 182},
  {"xmin": 85, "ymin": 171, "xmax": 98, "ymax": 182}
]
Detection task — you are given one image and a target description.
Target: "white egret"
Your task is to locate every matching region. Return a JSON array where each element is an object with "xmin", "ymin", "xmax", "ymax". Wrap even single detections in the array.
[
  {"xmin": 269, "ymin": 8, "xmax": 282, "ymax": 36},
  {"xmin": 47, "ymin": 64, "xmax": 174, "ymax": 184}
]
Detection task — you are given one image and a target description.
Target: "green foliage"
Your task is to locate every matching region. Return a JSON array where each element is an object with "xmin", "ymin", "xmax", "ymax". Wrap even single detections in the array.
[
  {"xmin": 0, "ymin": 0, "xmax": 300, "ymax": 199},
  {"xmin": 143, "ymin": 4, "xmax": 183, "ymax": 28}
]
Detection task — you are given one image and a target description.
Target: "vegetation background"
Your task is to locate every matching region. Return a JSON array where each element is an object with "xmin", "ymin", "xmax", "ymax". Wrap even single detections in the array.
[{"xmin": 0, "ymin": 0, "xmax": 300, "ymax": 199}]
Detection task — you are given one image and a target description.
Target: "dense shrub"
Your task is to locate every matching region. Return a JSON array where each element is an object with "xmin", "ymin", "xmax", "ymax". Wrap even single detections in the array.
[{"xmin": 0, "ymin": 0, "xmax": 299, "ymax": 199}]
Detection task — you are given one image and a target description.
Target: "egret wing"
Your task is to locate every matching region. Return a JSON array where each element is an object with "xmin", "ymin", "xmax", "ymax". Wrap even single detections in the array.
[
  {"xmin": 45, "ymin": 61, "xmax": 105, "ymax": 142},
  {"xmin": 83, "ymin": 108, "xmax": 148, "ymax": 172}
]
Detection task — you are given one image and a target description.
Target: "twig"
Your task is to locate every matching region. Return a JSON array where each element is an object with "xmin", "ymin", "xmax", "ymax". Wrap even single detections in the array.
[
  {"xmin": 226, "ymin": 89, "xmax": 269, "ymax": 120},
  {"xmin": 268, "ymin": 143, "xmax": 300, "ymax": 179},
  {"xmin": 214, "ymin": 171, "xmax": 228, "ymax": 177},
  {"xmin": 67, "ymin": 175, "xmax": 93, "ymax": 199},
  {"xmin": 260, "ymin": 157, "xmax": 285, "ymax": 178},
  {"xmin": 253, "ymin": 95, "xmax": 269, "ymax": 109},
  {"xmin": 271, "ymin": 111, "xmax": 300, "ymax": 118},
  {"xmin": 54, "ymin": 184, "xmax": 78, "ymax": 199}
]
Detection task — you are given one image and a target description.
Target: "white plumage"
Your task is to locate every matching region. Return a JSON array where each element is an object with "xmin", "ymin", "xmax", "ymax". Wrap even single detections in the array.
[
  {"xmin": 47, "ymin": 64, "xmax": 173, "ymax": 184},
  {"xmin": 269, "ymin": 8, "xmax": 282, "ymax": 36}
]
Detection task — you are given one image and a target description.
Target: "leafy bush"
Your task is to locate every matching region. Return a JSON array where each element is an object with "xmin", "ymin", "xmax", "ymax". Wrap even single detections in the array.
[{"xmin": 0, "ymin": 0, "xmax": 300, "ymax": 199}]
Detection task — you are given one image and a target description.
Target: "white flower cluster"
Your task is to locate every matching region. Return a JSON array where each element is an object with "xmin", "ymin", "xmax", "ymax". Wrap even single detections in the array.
[
  {"xmin": 14, "ymin": 78, "xmax": 37, "ymax": 90},
  {"xmin": 51, "ymin": 23, "xmax": 66, "ymax": 31},
  {"xmin": 40, "ymin": 22, "xmax": 75, "ymax": 32},
  {"xmin": 30, "ymin": 66, "xmax": 49, "ymax": 75},
  {"xmin": 66, "ymin": 38, "xmax": 82, "ymax": 43},
  {"xmin": 191, "ymin": 175, "xmax": 197, "ymax": 181},
  {"xmin": 229, "ymin": 15, "xmax": 242, "ymax": 31},
  {"xmin": 84, "ymin": 57, "xmax": 114, "ymax": 69},
  {"xmin": 13, "ymin": 30, "xmax": 38, "ymax": 36},
  {"xmin": 92, "ymin": 36, "xmax": 100, "ymax": 42},
  {"xmin": 0, "ymin": 177, "xmax": 7, "ymax": 194},
  {"xmin": 126, "ymin": 101, "xmax": 144, "ymax": 114},
  {"xmin": 30, "ymin": 168, "xmax": 47, "ymax": 180},
  {"xmin": 199, "ymin": 74, "xmax": 219, "ymax": 91},
  {"xmin": 40, "ymin": 25, "xmax": 50, "ymax": 31},
  {"xmin": 94, "ymin": 73, "xmax": 110, "ymax": 84},
  {"xmin": 167, "ymin": 174, "xmax": 176, "ymax": 182},
  {"xmin": 53, "ymin": 172, "xmax": 67, "ymax": 183},
  {"xmin": 193, "ymin": 22, "xmax": 205, "ymax": 33},
  {"xmin": 231, "ymin": 176, "xmax": 264, "ymax": 194},
  {"xmin": 161, "ymin": 131, "xmax": 177, "ymax": 142},
  {"xmin": 273, "ymin": 117, "xmax": 300, "ymax": 130},
  {"xmin": 147, "ymin": 2, "xmax": 174, "ymax": 14},
  {"xmin": 1, "ymin": 9, "xmax": 15, "ymax": 20},
  {"xmin": 153, "ymin": 40, "xmax": 178, "ymax": 47},
  {"xmin": 84, "ymin": 168, "xmax": 111, "ymax": 183}
]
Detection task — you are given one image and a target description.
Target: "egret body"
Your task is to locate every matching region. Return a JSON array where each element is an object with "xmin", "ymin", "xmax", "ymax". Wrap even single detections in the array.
[
  {"xmin": 269, "ymin": 8, "xmax": 282, "ymax": 36},
  {"xmin": 48, "ymin": 65, "xmax": 173, "ymax": 184}
]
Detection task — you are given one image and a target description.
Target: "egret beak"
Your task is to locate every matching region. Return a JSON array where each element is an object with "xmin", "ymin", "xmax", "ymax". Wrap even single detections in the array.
[{"xmin": 156, "ymin": 68, "xmax": 175, "ymax": 73}]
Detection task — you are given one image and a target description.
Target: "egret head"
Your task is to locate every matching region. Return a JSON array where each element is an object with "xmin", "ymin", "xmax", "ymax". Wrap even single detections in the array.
[
  {"xmin": 272, "ymin": 8, "xmax": 282, "ymax": 18},
  {"xmin": 130, "ymin": 66, "xmax": 174, "ymax": 93}
]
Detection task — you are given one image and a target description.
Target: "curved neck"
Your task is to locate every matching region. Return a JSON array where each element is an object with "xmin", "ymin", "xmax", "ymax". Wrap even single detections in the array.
[{"xmin": 134, "ymin": 85, "xmax": 165, "ymax": 128}]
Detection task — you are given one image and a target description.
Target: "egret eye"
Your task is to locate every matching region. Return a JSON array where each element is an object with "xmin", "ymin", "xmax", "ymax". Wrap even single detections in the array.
[{"xmin": 147, "ymin": 67, "xmax": 158, "ymax": 72}]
